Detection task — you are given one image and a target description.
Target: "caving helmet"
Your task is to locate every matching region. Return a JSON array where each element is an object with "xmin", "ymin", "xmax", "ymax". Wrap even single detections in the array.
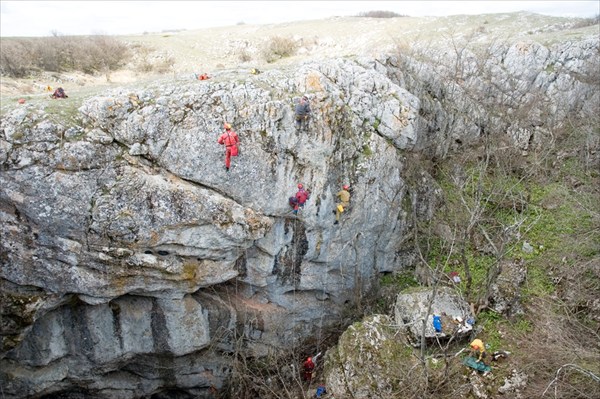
[{"xmin": 470, "ymin": 339, "xmax": 483, "ymax": 350}]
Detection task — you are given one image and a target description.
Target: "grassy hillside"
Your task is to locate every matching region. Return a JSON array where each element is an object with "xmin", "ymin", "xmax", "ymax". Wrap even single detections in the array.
[{"xmin": 1, "ymin": 12, "xmax": 597, "ymax": 101}]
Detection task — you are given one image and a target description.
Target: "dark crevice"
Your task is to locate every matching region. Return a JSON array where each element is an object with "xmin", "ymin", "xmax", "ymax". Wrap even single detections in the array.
[
  {"xmin": 274, "ymin": 219, "xmax": 308, "ymax": 287},
  {"xmin": 109, "ymin": 301, "xmax": 124, "ymax": 350},
  {"xmin": 150, "ymin": 299, "xmax": 170, "ymax": 354}
]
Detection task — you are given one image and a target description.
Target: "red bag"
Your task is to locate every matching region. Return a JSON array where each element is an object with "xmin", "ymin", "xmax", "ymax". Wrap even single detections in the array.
[{"xmin": 230, "ymin": 145, "xmax": 239, "ymax": 156}]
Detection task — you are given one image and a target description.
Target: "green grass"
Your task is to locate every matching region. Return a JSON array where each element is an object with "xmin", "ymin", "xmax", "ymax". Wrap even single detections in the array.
[
  {"xmin": 42, "ymin": 99, "xmax": 83, "ymax": 127},
  {"xmin": 512, "ymin": 317, "xmax": 533, "ymax": 334},
  {"xmin": 372, "ymin": 117, "xmax": 381, "ymax": 130},
  {"xmin": 430, "ymin": 149, "xmax": 598, "ymax": 303},
  {"xmin": 477, "ymin": 310, "xmax": 504, "ymax": 351},
  {"xmin": 380, "ymin": 270, "xmax": 419, "ymax": 290},
  {"xmin": 520, "ymin": 178, "xmax": 598, "ymax": 298}
]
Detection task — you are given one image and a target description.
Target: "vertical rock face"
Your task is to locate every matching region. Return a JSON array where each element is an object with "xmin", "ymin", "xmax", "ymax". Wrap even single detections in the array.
[
  {"xmin": 392, "ymin": 37, "xmax": 599, "ymax": 157},
  {"xmin": 1, "ymin": 29, "xmax": 597, "ymax": 396},
  {"xmin": 1, "ymin": 58, "xmax": 428, "ymax": 398}
]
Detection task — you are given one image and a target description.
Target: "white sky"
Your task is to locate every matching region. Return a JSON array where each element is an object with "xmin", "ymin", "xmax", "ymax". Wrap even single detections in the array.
[{"xmin": 1, "ymin": 1, "xmax": 599, "ymax": 37}]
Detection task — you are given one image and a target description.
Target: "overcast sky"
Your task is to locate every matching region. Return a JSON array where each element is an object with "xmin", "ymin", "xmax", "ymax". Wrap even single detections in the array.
[{"xmin": 1, "ymin": 1, "xmax": 599, "ymax": 37}]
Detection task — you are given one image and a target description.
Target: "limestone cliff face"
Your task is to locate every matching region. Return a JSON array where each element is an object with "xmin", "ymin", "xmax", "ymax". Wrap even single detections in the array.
[
  {"xmin": 391, "ymin": 37, "xmax": 599, "ymax": 157},
  {"xmin": 1, "ymin": 58, "xmax": 429, "ymax": 398},
  {"xmin": 1, "ymin": 30, "xmax": 597, "ymax": 398}
]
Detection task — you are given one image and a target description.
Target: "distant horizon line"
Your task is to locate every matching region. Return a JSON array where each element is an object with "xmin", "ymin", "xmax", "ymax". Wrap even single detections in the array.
[{"xmin": 2, "ymin": 11, "xmax": 597, "ymax": 38}]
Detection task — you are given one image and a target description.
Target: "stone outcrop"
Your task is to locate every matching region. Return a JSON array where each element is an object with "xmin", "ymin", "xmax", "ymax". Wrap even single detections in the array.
[
  {"xmin": 392, "ymin": 36, "xmax": 599, "ymax": 157},
  {"xmin": 1, "ymin": 20, "xmax": 598, "ymax": 398},
  {"xmin": 394, "ymin": 286, "xmax": 472, "ymax": 344},
  {"xmin": 1, "ymin": 57, "xmax": 428, "ymax": 398},
  {"xmin": 488, "ymin": 259, "xmax": 527, "ymax": 317},
  {"xmin": 323, "ymin": 314, "xmax": 422, "ymax": 398}
]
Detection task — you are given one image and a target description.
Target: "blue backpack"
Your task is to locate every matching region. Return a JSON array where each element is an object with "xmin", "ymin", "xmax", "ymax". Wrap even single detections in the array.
[
  {"xmin": 433, "ymin": 315, "xmax": 442, "ymax": 332},
  {"xmin": 315, "ymin": 385, "xmax": 327, "ymax": 398}
]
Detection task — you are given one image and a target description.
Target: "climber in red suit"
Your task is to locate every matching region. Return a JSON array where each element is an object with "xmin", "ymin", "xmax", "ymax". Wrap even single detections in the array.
[
  {"xmin": 303, "ymin": 356, "xmax": 315, "ymax": 381},
  {"xmin": 217, "ymin": 123, "xmax": 240, "ymax": 171}
]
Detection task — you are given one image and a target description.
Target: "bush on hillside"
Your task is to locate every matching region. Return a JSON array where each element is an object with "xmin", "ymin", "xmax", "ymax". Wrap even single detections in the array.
[
  {"xmin": 261, "ymin": 36, "xmax": 298, "ymax": 63},
  {"xmin": 357, "ymin": 10, "xmax": 407, "ymax": 18},
  {"xmin": 573, "ymin": 14, "xmax": 600, "ymax": 28},
  {"xmin": 0, "ymin": 35, "xmax": 130, "ymax": 78},
  {"xmin": 237, "ymin": 48, "xmax": 252, "ymax": 63},
  {"xmin": 131, "ymin": 43, "xmax": 175, "ymax": 74}
]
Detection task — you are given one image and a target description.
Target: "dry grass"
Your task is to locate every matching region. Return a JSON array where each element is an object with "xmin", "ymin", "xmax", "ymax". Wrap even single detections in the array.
[
  {"xmin": 1, "ymin": 13, "xmax": 597, "ymax": 98},
  {"xmin": 513, "ymin": 297, "xmax": 600, "ymax": 399}
]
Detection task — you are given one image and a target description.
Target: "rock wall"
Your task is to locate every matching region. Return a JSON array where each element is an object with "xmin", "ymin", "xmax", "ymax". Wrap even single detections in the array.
[
  {"xmin": 1, "ymin": 58, "xmax": 431, "ymax": 398},
  {"xmin": 390, "ymin": 36, "xmax": 599, "ymax": 157},
  {"xmin": 1, "ymin": 31, "xmax": 598, "ymax": 397}
]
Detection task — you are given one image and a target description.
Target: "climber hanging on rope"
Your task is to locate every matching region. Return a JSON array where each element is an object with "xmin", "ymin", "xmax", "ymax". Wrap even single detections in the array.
[
  {"xmin": 217, "ymin": 122, "xmax": 240, "ymax": 172},
  {"xmin": 290, "ymin": 183, "xmax": 310, "ymax": 215},
  {"xmin": 294, "ymin": 95, "xmax": 311, "ymax": 132},
  {"xmin": 302, "ymin": 352, "xmax": 321, "ymax": 382},
  {"xmin": 303, "ymin": 356, "xmax": 315, "ymax": 381},
  {"xmin": 334, "ymin": 184, "xmax": 351, "ymax": 225}
]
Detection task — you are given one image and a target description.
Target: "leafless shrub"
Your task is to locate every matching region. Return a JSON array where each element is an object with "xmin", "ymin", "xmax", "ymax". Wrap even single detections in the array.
[
  {"xmin": 357, "ymin": 10, "xmax": 407, "ymax": 18},
  {"xmin": 0, "ymin": 35, "xmax": 130, "ymax": 77},
  {"xmin": 572, "ymin": 14, "xmax": 600, "ymax": 29},
  {"xmin": 225, "ymin": 347, "xmax": 306, "ymax": 399},
  {"xmin": 261, "ymin": 36, "xmax": 297, "ymax": 63},
  {"xmin": 394, "ymin": 31, "xmax": 600, "ymax": 398},
  {"xmin": 152, "ymin": 55, "xmax": 175, "ymax": 74},
  {"xmin": 0, "ymin": 40, "xmax": 36, "ymax": 77},
  {"xmin": 517, "ymin": 298, "xmax": 600, "ymax": 399},
  {"xmin": 237, "ymin": 48, "xmax": 252, "ymax": 63},
  {"xmin": 132, "ymin": 44, "xmax": 174, "ymax": 74}
]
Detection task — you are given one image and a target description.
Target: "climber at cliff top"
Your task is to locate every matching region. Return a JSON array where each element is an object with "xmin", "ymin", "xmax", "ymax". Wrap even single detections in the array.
[{"xmin": 217, "ymin": 122, "xmax": 239, "ymax": 172}]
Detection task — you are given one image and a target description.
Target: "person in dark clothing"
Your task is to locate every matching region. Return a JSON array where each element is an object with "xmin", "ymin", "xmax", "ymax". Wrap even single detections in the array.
[
  {"xmin": 295, "ymin": 95, "xmax": 311, "ymax": 131},
  {"xmin": 50, "ymin": 87, "xmax": 68, "ymax": 99}
]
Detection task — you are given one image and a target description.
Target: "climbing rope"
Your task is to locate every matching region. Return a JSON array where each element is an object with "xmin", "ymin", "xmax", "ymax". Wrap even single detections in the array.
[{"xmin": 291, "ymin": 216, "xmax": 299, "ymax": 355}]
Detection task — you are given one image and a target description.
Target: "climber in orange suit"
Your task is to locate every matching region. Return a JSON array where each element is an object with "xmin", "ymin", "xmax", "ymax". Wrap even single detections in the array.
[{"xmin": 217, "ymin": 123, "xmax": 240, "ymax": 172}]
